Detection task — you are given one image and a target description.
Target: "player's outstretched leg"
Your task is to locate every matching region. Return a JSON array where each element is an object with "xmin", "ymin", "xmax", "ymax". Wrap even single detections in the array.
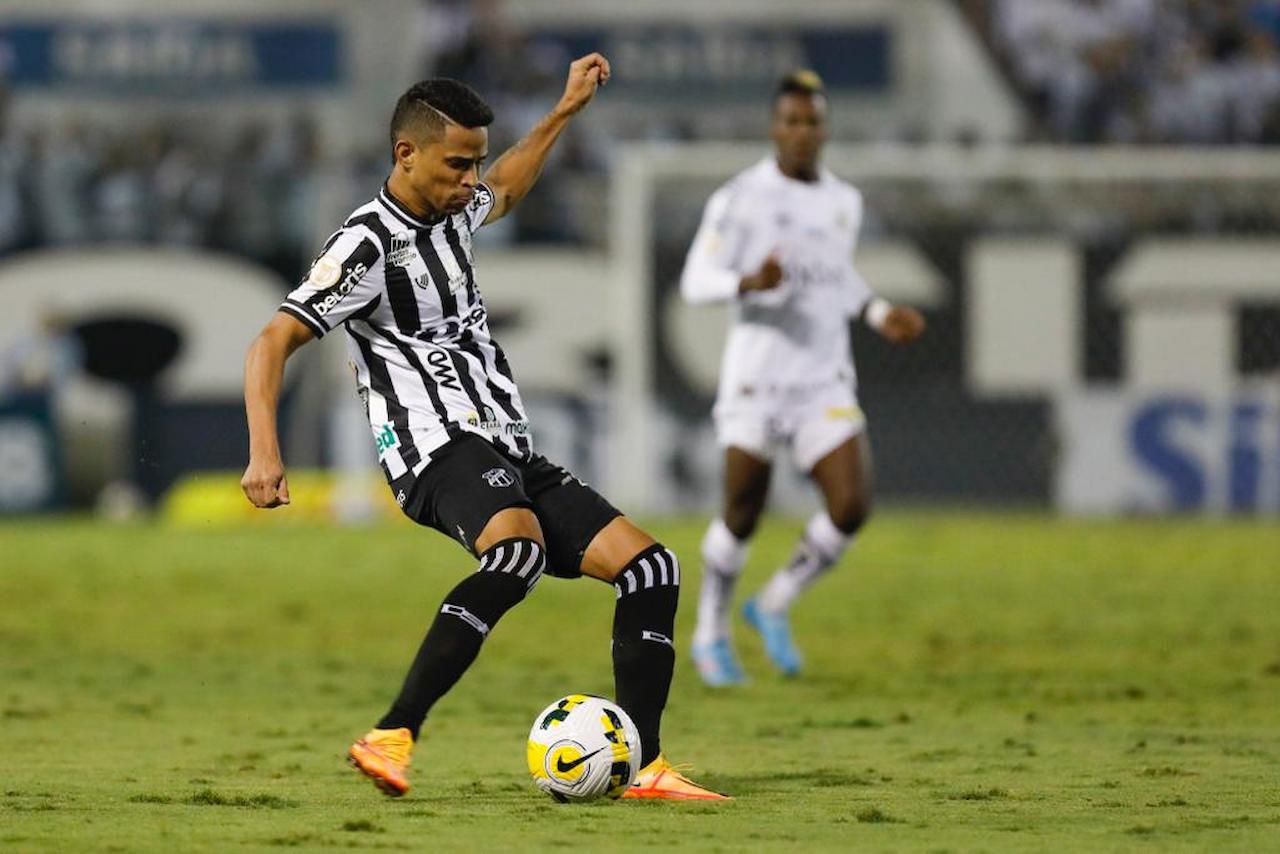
[
  {"xmin": 690, "ymin": 519, "xmax": 749, "ymax": 686},
  {"xmin": 349, "ymin": 535, "xmax": 545, "ymax": 796},
  {"xmin": 582, "ymin": 518, "xmax": 728, "ymax": 800},
  {"xmin": 742, "ymin": 512, "xmax": 847, "ymax": 675}
]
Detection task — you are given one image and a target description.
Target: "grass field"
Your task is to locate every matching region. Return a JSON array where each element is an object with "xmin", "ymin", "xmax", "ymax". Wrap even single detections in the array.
[{"xmin": 1, "ymin": 512, "xmax": 1278, "ymax": 852}]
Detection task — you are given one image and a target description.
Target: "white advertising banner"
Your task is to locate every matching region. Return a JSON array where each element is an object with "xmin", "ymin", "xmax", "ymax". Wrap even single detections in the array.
[{"xmin": 1055, "ymin": 386, "xmax": 1280, "ymax": 515}]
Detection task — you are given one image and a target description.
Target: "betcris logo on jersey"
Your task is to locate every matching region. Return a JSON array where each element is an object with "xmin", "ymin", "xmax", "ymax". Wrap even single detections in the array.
[
  {"xmin": 314, "ymin": 262, "xmax": 367, "ymax": 317},
  {"xmin": 1056, "ymin": 388, "xmax": 1280, "ymax": 514}
]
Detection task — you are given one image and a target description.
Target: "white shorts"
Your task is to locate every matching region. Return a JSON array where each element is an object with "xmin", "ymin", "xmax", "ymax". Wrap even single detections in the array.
[{"xmin": 713, "ymin": 382, "xmax": 867, "ymax": 472}]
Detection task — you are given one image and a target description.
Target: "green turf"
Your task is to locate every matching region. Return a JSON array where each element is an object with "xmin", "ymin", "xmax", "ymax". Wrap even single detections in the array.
[{"xmin": 1, "ymin": 512, "xmax": 1278, "ymax": 852}]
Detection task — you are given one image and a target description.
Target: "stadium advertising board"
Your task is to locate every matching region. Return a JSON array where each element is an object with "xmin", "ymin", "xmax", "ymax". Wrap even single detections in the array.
[
  {"xmin": 0, "ymin": 20, "xmax": 342, "ymax": 93},
  {"xmin": 0, "ymin": 394, "xmax": 62, "ymax": 513},
  {"xmin": 527, "ymin": 25, "xmax": 890, "ymax": 100},
  {"xmin": 1056, "ymin": 388, "xmax": 1280, "ymax": 515}
]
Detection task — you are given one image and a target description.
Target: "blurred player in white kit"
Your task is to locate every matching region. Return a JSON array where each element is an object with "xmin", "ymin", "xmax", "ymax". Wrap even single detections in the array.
[{"xmin": 681, "ymin": 70, "xmax": 925, "ymax": 684}]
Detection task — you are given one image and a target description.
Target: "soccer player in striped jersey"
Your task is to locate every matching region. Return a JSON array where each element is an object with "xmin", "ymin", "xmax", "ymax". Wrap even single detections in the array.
[
  {"xmin": 241, "ymin": 54, "xmax": 723, "ymax": 801},
  {"xmin": 681, "ymin": 71, "xmax": 925, "ymax": 685}
]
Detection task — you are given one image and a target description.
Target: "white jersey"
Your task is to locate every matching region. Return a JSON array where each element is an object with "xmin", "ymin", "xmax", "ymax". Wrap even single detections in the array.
[{"xmin": 680, "ymin": 157, "xmax": 874, "ymax": 404}]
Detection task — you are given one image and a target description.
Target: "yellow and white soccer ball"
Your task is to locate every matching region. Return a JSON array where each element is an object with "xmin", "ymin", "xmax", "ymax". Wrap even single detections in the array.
[{"xmin": 526, "ymin": 694, "xmax": 641, "ymax": 802}]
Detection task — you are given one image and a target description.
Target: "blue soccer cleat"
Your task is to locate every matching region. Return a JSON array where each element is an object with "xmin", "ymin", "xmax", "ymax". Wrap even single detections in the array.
[
  {"xmin": 691, "ymin": 637, "xmax": 747, "ymax": 687},
  {"xmin": 742, "ymin": 598, "xmax": 802, "ymax": 676}
]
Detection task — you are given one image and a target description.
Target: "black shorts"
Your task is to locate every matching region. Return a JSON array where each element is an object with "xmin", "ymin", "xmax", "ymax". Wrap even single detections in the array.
[{"xmin": 390, "ymin": 433, "xmax": 622, "ymax": 578}]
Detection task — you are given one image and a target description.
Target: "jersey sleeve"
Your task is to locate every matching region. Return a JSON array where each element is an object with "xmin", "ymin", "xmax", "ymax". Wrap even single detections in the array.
[
  {"xmin": 845, "ymin": 264, "xmax": 876, "ymax": 319},
  {"xmin": 464, "ymin": 182, "xmax": 497, "ymax": 231},
  {"xmin": 680, "ymin": 183, "xmax": 753, "ymax": 304},
  {"xmin": 280, "ymin": 227, "xmax": 384, "ymax": 337},
  {"xmin": 843, "ymin": 187, "xmax": 876, "ymax": 318}
]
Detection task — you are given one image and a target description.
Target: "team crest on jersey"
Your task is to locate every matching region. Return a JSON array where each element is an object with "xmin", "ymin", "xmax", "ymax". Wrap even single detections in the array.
[
  {"xmin": 388, "ymin": 232, "xmax": 414, "ymax": 267},
  {"xmin": 482, "ymin": 467, "xmax": 514, "ymax": 488}
]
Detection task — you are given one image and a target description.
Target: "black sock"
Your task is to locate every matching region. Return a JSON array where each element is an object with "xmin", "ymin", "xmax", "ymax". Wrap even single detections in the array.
[
  {"xmin": 612, "ymin": 543, "xmax": 680, "ymax": 767},
  {"xmin": 378, "ymin": 537, "xmax": 544, "ymax": 739}
]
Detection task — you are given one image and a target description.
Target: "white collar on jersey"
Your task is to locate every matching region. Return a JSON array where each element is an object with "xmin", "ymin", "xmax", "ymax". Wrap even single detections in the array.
[
  {"xmin": 379, "ymin": 183, "xmax": 446, "ymax": 229},
  {"xmin": 765, "ymin": 156, "xmax": 832, "ymax": 188}
]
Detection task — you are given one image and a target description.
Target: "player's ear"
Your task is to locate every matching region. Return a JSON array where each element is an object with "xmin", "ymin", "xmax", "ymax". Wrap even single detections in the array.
[{"xmin": 394, "ymin": 138, "xmax": 416, "ymax": 169}]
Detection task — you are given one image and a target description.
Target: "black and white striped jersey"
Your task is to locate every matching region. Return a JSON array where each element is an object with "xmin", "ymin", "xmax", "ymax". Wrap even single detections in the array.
[{"xmin": 279, "ymin": 181, "xmax": 532, "ymax": 483}]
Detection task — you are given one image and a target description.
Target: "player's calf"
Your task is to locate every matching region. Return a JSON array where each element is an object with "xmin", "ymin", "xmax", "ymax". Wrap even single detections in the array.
[
  {"xmin": 611, "ymin": 543, "xmax": 680, "ymax": 768},
  {"xmin": 362, "ymin": 536, "xmax": 546, "ymax": 792},
  {"xmin": 691, "ymin": 519, "xmax": 749, "ymax": 685}
]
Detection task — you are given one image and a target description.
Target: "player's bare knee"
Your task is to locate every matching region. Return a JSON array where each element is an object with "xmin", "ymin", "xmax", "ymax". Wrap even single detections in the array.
[
  {"xmin": 828, "ymin": 495, "xmax": 871, "ymax": 535},
  {"xmin": 475, "ymin": 506, "xmax": 544, "ymax": 554},
  {"xmin": 723, "ymin": 494, "xmax": 766, "ymax": 539}
]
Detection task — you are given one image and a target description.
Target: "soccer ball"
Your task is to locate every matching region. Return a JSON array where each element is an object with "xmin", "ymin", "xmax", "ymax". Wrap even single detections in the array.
[{"xmin": 526, "ymin": 694, "xmax": 641, "ymax": 802}]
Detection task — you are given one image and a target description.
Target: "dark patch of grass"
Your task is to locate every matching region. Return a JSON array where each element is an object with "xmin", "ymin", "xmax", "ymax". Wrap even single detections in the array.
[
  {"xmin": 800, "ymin": 716, "xmax": 883, "ymax": 730},
  {"xmin": 856, "ymin": 807, "xmax": 900, "ymax": 824},
  {"xmin": 185, "ymin": 789, "xmax": 297, "ymax": 809},
  {"xmin": 127, "ymin": 794, "xmax": 172, "ymax": 804},
  {"xmin": 1138, "ymin": 766, "xmax": 1194, "ymax": 778},
  {"xmin": 1149, "ymin": 798, "xmax": 1189, "ymax": 807},
  {"xmin": 718, "ymin": 768, "xmax": 875, "ymax": 789},
  {"xmin": 115, "ymin": 701, "xmax": 156, "ymax": 717},
  {"xmin": 341, "ymin": 819, "xmax": 384, "ymax": 833},
  {"xmin": 910, "ymin": 748, "xmax": 962, "ymax": 762},
  {"xmin": 951, "ymin": 787, "xmax": 1010, "ymax": 801},
  {"xmin": 2, "ymin": 707, "xmax": 50, "ymax": 720},
  {"xmin": 265, "ymin": 832, "xmax": 317, "ymax": 847},
  {"xmin": 1126, "ymin": 825, "xmax": 1157, "ymax": 835}
]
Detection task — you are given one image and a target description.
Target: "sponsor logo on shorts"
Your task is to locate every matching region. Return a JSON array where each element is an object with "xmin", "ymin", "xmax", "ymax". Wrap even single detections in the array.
[
  {"xmin": 482, "ymin": 467, "xmax": 514, "ymax": 488},
  {"xmin": 825, "ymin": 405, "xmax": 864, "ymax": 422},
  {"xmin": 396, "ymin": 490, "xmax": 406, "ymax": 507}
]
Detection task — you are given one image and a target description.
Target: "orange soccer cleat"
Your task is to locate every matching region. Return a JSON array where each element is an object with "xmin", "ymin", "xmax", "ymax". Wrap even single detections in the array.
[
  {"xmin": 347, "ymin": 727, "xmax": 414, "ymax": 797},
  {"xmin": 621, "ymin": 754, "xmax": 730, "ymax": 801}
]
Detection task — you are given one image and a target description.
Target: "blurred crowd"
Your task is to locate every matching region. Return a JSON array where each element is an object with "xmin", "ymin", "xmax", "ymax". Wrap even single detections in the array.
[
  {"xmin": 0, "ymin": 0, "xmax": 603, "ymax": 274},
  {"xmin": 981, "ymin": 0, "xmax": 1280, "ymax": 143},
  {"xmin": 0, "ymin": 101, "xmax": 325, "ymax": 280},
  {"xmin": 7, "ymin": 0, "xmax": 1280, "ymax": 273}
]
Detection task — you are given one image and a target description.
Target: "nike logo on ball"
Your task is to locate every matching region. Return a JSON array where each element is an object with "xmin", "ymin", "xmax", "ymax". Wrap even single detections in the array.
[{"xmin": 556, "ymin": 747, "xmax": 605, "ymax": 774}]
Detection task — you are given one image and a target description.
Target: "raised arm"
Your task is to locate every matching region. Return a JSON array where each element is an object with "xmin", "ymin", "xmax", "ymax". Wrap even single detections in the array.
[
  {"xmin": 241, "ymin": 313, "xmax": 315, "ymax": 508},
  {"xmin": 480, "ymin": 53, "xmax": 610, "ymax": 225}
]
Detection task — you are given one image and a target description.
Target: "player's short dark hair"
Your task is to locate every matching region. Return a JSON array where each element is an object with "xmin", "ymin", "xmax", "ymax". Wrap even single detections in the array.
[
  {"xmin": 773, "ymin": 69, "xmax": 826, "ymax": 104},
  {"xmin": 390, "ymin": 79, "xmax": 494, "ymax": 154}
]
